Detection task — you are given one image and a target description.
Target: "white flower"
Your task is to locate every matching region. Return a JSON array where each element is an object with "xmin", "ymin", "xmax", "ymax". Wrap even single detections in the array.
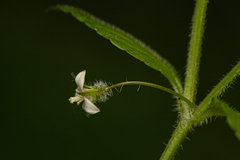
[{"xmin": 69, "ymin": 70, "xmax": 100, "ymax": 115}]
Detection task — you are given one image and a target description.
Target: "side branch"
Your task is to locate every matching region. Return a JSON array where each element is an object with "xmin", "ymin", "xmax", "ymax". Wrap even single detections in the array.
[{"xmin": 107, "ymin": 81, "xmax": 194, "ymax": 109}]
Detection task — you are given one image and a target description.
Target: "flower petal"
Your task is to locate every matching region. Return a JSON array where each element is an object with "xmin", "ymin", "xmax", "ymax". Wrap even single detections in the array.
[
  {"xmin": 75, "ymin": 70, "xmax": 86, "ymax": 91},
  {"xmin": 69, "ymin": 95, "xmax": 84, "ymax": 104},
  {"xmin": 82, "ymin": 97, "xmax": 100, "ymax": 114}
]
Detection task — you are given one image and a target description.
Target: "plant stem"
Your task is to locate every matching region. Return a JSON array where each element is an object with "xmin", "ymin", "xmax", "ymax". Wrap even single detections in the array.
[
  {"xmin": 159, "ymin": 119, "xmax": 194, "ymax": 160},
  {"xmin": 160, "ymin": 0, "xmax": 208, "ymax": 159},
  {"xmin": 183, "ymin": 0, "xmax": 208, "ymax": 104},
  {"xmin": 194, "ymin": 61, "xmax": 240, "ymax": 117},
  {"xmin": 106, "ymin": 81, "xmax": 194, "ymax": 108}
]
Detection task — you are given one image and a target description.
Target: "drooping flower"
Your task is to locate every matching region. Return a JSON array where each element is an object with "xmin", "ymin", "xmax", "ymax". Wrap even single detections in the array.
[{"xmin": 69, "ymin": 70, "xmax": 100, "ymax": 114}]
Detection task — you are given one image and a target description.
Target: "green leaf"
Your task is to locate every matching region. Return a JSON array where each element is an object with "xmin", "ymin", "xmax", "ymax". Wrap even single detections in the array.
[
  {"xmin": 222, "ymin": 104, "xmax": 240, "ymax": 141},
  {"xmin": 199, "ymin": 98, "xmax": 240, "ymax": 141},
  {"xmin": 50, "ymin": 5, "xmax": 183, "ymax": 95},
  {"xmin": 194, "ymin": 98, "xmax": 226, "ymax": 124},
  {"xmin": 195, "ymin": 61, "xmax": 240, "ymax": 117}
]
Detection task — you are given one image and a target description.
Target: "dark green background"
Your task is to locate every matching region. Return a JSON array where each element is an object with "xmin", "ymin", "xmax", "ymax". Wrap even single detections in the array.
[{"xmin": 1, "ymin": 0, "xmax": 240, "ymax": 159}]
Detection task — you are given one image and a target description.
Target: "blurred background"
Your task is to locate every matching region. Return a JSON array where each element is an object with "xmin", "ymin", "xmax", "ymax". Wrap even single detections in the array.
[{"xmin": 1, "ymin": 0, "xmax": 240, "ymax": 159}]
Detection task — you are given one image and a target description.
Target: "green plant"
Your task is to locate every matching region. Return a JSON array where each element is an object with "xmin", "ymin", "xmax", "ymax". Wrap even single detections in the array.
[{"xmin": 50, "ymin": 1, "xmax": 240, "ymax": 159}]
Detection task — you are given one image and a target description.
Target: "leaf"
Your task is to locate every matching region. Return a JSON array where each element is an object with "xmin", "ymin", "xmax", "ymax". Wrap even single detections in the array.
[
  {"xmin": 199, "ymin": 98, "xmax": 240, "ymax": 141},
  {"xmin": 195, "ymin": 62, "xmax": 240, "ymax": 116},
  {"xmin": 222, "ymin": 105, "xmax": 240, "ymax": 141},
  {"xmin": 194, "ymin": 98, "xmax": 226, "ymax": 124},
  {"xmin": 50, "ymin": 5, "xmax": 183, "ymax": 95}
]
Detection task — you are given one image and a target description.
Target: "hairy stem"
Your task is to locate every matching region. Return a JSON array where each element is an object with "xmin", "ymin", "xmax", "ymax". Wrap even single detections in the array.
[
  {"xmin": 183, "ymin": 0, "xmax": 208, "ymax": 104},
  {"xmin": 107, "ymin": 81, "xmax": 194, "ymax": 108},
  {"xmin": 159, "ymin": 119, "xmax": 194, "ymax": 160},
  {"xmin": 194, "ymin": 61, "xmax": 240, "ymax": 117},
  {"xmin": 160, "ymin": 0, "xmax": 209, "ymax": 159}
]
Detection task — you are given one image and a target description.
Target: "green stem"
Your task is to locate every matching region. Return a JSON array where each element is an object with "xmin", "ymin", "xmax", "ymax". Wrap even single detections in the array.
[
  {"xmin": 106, "ymin": 81, "xmax": 194, "ymax": 108},
  {"xmin": 159, "ymin": 119, "xmax": 194, "ymax": 160},
  {"xmin": 194, "ymin": 61, "xmax": 240, "ymax": 117},
  {"xmin": 183, "ymin": 0, "xmax": 208, "ymax": 104},
  {"xmin": 160, "ymin": 0, "xmax": 208, "ymax": 159}
]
